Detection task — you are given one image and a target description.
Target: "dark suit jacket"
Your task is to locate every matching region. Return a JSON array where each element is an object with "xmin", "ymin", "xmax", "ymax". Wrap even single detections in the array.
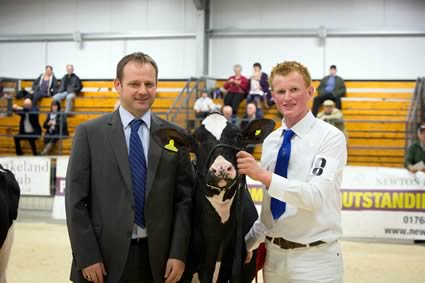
[
  {"xmin": 65, "ymin": 111, "xmax": 193, "ymax": 283},
  {"xmin": 317, "ymin": 75, "xmax": 346, "ymax": 98},
  {"xmin": 0, "ymin": 165, "xmax": 20, "ymax": 249},
  {"xmin": 15, "ymin": 107, "xmax": 42, "ymax": 135}
]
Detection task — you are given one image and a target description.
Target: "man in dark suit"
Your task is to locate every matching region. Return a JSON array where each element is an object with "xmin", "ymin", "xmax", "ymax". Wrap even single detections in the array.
[
  {"xmin": 12, "ymin": 98, "xmax": 42, "ymax": 155},
  {"xmin": 65, "ymin": 52, "xmax": 193, "ymax": 283}
]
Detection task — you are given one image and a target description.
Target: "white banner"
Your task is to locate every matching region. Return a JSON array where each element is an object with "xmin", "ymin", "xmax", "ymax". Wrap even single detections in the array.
[
  {"xmin": 247, "ymin": 166, "xmax": 425, "ymax": 240},
  {"xmin": 52, "ymin": 156, "xmax": 69, "ymax": 220},
  {"xmin": 0, "ymin": 156, "xmax": 51, "ymax": 196}
]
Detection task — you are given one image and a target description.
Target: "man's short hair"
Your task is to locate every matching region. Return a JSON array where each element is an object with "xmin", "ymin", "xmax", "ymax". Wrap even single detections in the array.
[
  {"xmin": 253, "ymin": 62, "xmax": 262, "ymax": 69},
  {"xmin": 417, "ymin": 122, "xmax": 425, "ymax": 132},
  {"xmin": 269, "ymin": 61, "xmax": 312, "ymax": 89},
  {"xmin": 330, "ymin": 65, "xmax": 337, "ymax": 70},
  {"xmin": 116, "ymin": 52, "xmax": 159, "ymax": 82}
]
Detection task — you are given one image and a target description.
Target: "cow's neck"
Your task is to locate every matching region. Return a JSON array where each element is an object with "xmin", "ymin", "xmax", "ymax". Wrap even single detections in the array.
[{"xmin": 206, "ymin": 190, "xmax": 236, "ymax": 224}]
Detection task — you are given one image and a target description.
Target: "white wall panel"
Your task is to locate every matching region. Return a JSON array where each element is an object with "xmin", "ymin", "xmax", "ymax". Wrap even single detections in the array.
[
  {"xmin": 46, "ymin": 41, "xmax": 124, "ymax": 79},
  {"xmin": 126, "ymin": 38, "xmax": 197, "ymax": 79},
  {"xmin": 209, "ymin": 37, "xmax": 324, "ymax": 79},
  {"xmin": 0, "ymin": 42, "xmax": 46, "ymax": 78},
  {"xmin": 326, "ymin": 37, "xmax": 425, "ymax": 80},
  {"xmin": 211, "ymin": 0, "xmax": 425, "ymax": 29}
]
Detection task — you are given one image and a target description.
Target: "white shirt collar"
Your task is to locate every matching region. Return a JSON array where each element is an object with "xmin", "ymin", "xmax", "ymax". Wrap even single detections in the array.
[
  {"xmin": 281, "ymin": 111, "xmax": 316, "ymax": 139},
  {"xmin": 118, "ymin": 105, "xmax": 151, "ymax": 130}
]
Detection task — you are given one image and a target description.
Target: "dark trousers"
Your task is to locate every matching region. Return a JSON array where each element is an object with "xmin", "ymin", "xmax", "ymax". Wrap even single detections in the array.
[
  {"xmin": 32, "ymin": 92, "xmax": 48, "ymax": 106},
  {"xmin": 120, "ymin": 238, "xmax": 154, "ymax": 283},
  {"xmin": 224, "ymin": 92, "xmax": 245, "ymax": 116},
  {"xmin": 14, "ymin": 135, "xmax": 38, "ymax": 155},
  {"xmin": 312, "ymin": 94, "xmax": 342, "ymax": 116}
]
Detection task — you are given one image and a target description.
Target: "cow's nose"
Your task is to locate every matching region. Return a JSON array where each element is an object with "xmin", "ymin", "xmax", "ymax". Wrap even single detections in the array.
[{"xmin": 209, "ymin": 155, "xmax": 236, "ymax": 178}]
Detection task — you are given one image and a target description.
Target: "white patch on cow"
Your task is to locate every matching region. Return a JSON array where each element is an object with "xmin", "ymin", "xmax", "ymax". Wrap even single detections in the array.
[
  {"xmin": 206, "ymin": 191, "xmax": 236, "ymax": 224},
  {"xmin": 202, "ymin": 113, "xmax": 228, "ymax": 141},
  {"xmin": 213, "ymin": 261, "xmax": 221, "ymax": 283}
]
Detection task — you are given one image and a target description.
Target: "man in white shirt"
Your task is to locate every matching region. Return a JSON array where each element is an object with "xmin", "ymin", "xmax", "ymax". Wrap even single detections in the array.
[
  {"xmin": 237, "ymin": 61, "xmax": 347, "ymax": 283},
  {"xmin": 194, "ymin": 89, "xmax": 216, "ymax": 120}
]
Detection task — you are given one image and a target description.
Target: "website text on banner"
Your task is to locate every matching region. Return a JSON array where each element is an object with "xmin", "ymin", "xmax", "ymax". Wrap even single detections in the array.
[{"xmin": 247, "ymin": 166, "xmax": 425, "ymax": 240}]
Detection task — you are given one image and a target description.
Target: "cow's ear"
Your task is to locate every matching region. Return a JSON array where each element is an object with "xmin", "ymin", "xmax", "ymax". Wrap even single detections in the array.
[
  {"xmin": 153, "ymin": 128, "xmax": 194, "ymax": 153},
  {"xmin": 242, "ymin": 118, "xmax": 276, "ymax": 146}
]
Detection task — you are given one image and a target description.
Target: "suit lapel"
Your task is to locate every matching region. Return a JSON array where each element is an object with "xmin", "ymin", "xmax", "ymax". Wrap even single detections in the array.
[
  {"xmin": 108, "ymin": 111, "xmax": 132, "ymax": 197},
  {"xmin": 146, "ymin": 113, "xmax": 163, "ymax": 199}
]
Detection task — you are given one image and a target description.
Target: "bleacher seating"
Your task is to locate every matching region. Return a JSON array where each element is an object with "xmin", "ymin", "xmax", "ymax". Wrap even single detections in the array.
[{"xmin": 0, "ymin": 79, "xmax": 416, "ymax": 168}]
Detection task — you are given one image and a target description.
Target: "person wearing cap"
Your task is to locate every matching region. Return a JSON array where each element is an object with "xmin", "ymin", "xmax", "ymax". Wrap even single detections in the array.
[
  {"xmin": 312, "ymin": 65, "xmax": 346, "ymax": 116},
  {"xmin": 237, "ymin": 61, "xmax": 346, "ymax": 282},
  {"xmin": 405, "ymin": 123, "xmax": 425, "ymax": 173},
  {"xmin": 193, "ymin": 89, "xmax": 217, "ymax": 120},
  {"xmin": 317, "ymin": 99, "xmax": 348, "ymax": 141}
]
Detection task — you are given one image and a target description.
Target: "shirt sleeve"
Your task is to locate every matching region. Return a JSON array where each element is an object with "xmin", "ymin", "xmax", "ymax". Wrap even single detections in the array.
[
  {"xmin": 193, "ymin": 99, "xmax": 201, "ymax": 111},
  {"xmin": 245, "ymin": 219, "xmax": 265, "ymax": 251},
  {"xmin": 268, "ymin": 131, "xmax": 347, "ymax": 211}
]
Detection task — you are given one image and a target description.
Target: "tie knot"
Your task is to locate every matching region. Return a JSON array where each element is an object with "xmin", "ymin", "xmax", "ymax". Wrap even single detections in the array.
[
  {"xmin": 283, "ymin": 129, "xmax": 295, "ymax": 140},
  {"xmin": 130, "ymin": 119, "xmax": 143, "ymax": 132}
]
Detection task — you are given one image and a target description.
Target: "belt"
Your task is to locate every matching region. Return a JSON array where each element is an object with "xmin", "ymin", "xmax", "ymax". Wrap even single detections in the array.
[
  {"xmin": 265, "ymin": 236, "xmax": 325, "ymax": 250},
  {"xmin": 130, "ymin": 237, "xmax": 147, "ymax": 246}
]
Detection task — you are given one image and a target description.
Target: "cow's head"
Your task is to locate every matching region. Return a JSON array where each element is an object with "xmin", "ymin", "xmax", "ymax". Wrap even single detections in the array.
[{"xmin": 155, "ymin": 113, "xmax": 275, "ymax": 200}]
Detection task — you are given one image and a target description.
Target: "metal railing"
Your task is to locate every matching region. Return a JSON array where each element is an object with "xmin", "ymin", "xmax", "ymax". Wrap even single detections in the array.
[
  {"xmin": 165, "ymin": 76, "xmax": 217, "ymax": 131},
  {"xmin": 405, "ymin": 77, "xmax": 425, "ymax": 151}
]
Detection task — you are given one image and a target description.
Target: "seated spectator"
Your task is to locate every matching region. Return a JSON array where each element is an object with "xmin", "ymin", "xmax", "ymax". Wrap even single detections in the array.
[
  {"xmin": 12, "ymin": 98, "xmax": 41, "ymax": 156},
  {"xmin": 405, "ymin": 123, "xmax": 425, "ymax": 173},
  {"xmin": 312, "ymin": 65, "xmax": 346, "ymax": 116},
  {"xmin": 246, "ymin": 63, "xmax": 270, "ymax": 115},
  {"xmin": 40, "ymin": 101, "xmax": 68, "ymax": 155},
  {"xmin": 194, "ymin": 89, "xmax": 217, "ymax": 120},
  {"xmin": 223, "ymin": 64, "xmax": 249, "ymax": 118},
  {"xmin": 222, "ymin": 105, "xmax": 238, "ymax": 125},
  {"xmin": 53, "ymin": 64, "xmax": 82, "ymax": 114},
  {"xmin": 317, "ymin": 99, "xmax": 348, "ymax": 140},
  {"xmin": 0, "ymin": 164, "xmax": 20, "ymax": 283},
  {"xmin": 240, "ymin": 102, "xmax": 262, "ymax": 154},
  {"xmin": 240, "ymin": 102, "xmax": 263, "ymax": 132},
  {"xmin": 26, "ymin": 65, "xmax": 58, "ymax": 106}
]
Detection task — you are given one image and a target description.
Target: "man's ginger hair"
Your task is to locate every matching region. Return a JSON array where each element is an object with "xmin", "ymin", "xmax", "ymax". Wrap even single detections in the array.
[{"xmin": 269, "ymin": 61, "xmax": 312, "ymax": 90}]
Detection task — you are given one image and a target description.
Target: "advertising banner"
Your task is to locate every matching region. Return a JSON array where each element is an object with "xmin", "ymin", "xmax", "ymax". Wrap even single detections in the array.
[{"xmin": 0, "ymin": 156, "xmax": 51, "ymax": 196}]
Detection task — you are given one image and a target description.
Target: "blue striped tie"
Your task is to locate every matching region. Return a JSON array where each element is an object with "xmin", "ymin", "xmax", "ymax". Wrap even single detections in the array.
[
  {"xmin": 129, "ymin": 119, "xmax": 147, "ymax": 228},
  {"xmin": 270, "ymin": 129, "xmax": 295, "ymax": 220}
]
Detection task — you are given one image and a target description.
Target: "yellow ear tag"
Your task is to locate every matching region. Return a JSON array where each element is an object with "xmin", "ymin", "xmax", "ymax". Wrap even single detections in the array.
[
  {"xmin": 255, "ymin": 129, "xmax": 262, "ymax": 136},
  {"xmin": 165, "ymin": 139, "xmax": 178, "ymax": 152}
]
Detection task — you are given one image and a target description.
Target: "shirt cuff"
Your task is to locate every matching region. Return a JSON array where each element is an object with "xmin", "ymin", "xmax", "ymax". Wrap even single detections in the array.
[{"xmin": 268, "ymin": 173, "xmax": 289, "ymax": 201}]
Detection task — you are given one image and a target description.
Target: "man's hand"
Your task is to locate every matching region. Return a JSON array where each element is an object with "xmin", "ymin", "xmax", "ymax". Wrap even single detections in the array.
[
  {"xmin": 164, "ymin": 258, "xmax": 185, "ymax": 283},
  {"xmin": 82, "ymin": 262, "xmax": 107, "ymax": 283},
  {"xmin": 237, "ymin": 151, "xmax": 272, "ymax": 187},
  {"xmin": 244, "ymin": 250, "xmax": 253, "ymax": 264}
]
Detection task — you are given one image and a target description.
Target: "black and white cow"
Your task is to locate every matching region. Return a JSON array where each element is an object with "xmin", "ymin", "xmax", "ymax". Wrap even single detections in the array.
[{"xmin": 155, "ymin": 113, "xmax": 275, "ymax": 283}]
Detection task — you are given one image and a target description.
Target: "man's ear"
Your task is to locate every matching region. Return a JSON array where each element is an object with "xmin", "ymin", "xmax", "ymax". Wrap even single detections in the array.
[
  {"xmin": 153, "ymin": 128, "xmax": 194, "ymax": 153},
  {"xmin": 241, "ymin": 118, "xmax": 276, "ymax": 147},
  {"xmin": 114, "ymin": 79, "xmax": 122, "ymax": 93}
]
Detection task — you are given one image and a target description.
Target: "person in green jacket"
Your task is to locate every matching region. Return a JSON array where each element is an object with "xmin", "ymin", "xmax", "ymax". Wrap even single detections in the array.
[
  {"xmin": 312, "ymin": 65, "xmax": 346, "ymax": 116},
  {"xmin": 405, "ymin": 123, "xmax": 425, "ymax": 173}
]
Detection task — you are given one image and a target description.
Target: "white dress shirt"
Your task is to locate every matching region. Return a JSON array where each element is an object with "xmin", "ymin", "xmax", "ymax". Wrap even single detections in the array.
[
  {"xmin": 194, "ymin": 97, "xmax": 216, "ymax": 112},
  {"xmin": 119, "ymin": 106, "xmax": 151, "ymax": 238},
  {"xmin": 246, "ymin": 111, "xmax": 347, "ymax": 250}
]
